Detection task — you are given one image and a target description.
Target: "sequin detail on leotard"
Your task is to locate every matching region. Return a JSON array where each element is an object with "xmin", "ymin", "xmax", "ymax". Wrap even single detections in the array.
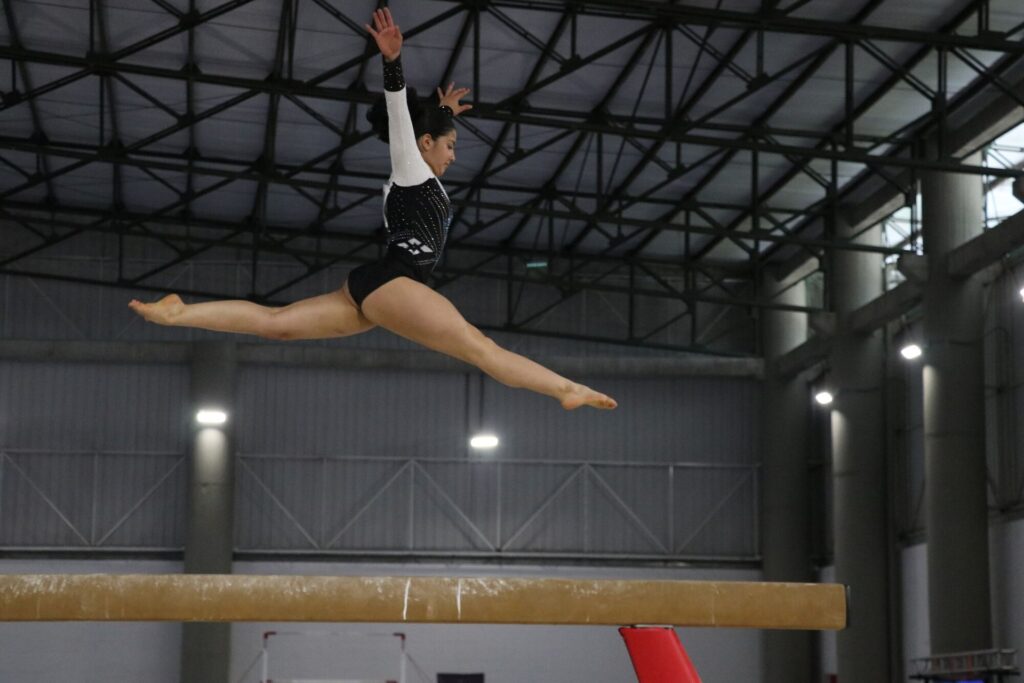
[
  {"xmin": 383, "ymin": 179, "xmax": 451, "ymax": 275},
  {"xmin": 383, "ymin": 57, "xmax": 405, "ymax": 92}
]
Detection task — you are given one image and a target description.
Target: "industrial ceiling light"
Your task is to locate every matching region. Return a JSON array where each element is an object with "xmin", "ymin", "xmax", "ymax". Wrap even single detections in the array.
[
  {"xmin": 900, "ymin": 343, "xmax": 923, "ymax": 360},
  {"xmin": 196, "ymin": 408, "xmax": 228, "ymax": 426},
  {"xmin": 469, "ymin": 433, "xmax": 499, "ymax": 450},
  {"xmin": 814, "ymin": 390, "xmax": 834, "ymax": 406}
]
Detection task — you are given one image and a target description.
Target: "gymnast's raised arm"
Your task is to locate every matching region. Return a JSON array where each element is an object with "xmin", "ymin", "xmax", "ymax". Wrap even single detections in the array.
[
  {"xmin": 365, "ymin": 8, "xmax": 472, "ymax": 184},
  {"xmin": 365, "ymin": 8, "xmax": 430, "ymax": 186}
]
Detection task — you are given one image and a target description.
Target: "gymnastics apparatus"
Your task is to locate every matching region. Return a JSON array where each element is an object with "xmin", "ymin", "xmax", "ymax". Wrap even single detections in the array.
[{"xmin": 0, "ymin": 573, "xmax": 847, "ymax": 682}]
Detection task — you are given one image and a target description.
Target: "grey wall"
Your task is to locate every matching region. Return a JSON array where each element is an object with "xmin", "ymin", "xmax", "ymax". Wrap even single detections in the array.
[
  {"xmin": 232, "ymin": 365, "xmax": 759, "ymax": 560},
  {"xmin": 0, "ymin": 361, "xmax": 188, "ymax": 452},
  {"xmin": 0, "ymin": 362, "xmax": 188, "ymax": 550},
  {"xmin": 0, "ymin": 357, "xmax": 759, "ymax": 561}
]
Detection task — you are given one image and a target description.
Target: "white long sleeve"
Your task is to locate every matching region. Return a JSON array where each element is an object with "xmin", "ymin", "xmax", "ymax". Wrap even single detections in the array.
[{"xmin": 385, "ymin": 88, "xmax": 434, "ymax": 187}]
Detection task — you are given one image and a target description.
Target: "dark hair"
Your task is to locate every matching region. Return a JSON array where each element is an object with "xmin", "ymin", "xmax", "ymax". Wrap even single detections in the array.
[{"xmin": 366, "ymin": 87, "xmax": 455, "ymax": 144}]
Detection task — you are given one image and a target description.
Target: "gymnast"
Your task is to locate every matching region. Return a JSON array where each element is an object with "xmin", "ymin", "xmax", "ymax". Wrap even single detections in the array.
[{"xmin": 129, "ymin": 8, "xmax": 616, "ymax": 411}]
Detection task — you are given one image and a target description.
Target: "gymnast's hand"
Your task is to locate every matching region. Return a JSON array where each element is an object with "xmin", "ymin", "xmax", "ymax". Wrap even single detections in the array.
[
  {"xmin": 437, "ymin": 82, "xmax": 473, "ymax": 116},
  {"xmin": 365, "ymin": 7, "xmax": 402, "ymax": 62}
]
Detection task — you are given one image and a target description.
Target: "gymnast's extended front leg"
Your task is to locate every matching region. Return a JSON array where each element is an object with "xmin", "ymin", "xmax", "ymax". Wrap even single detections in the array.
[{"xmin": 128, "ymin": 287, "xmax": 375, "ymax": 341}]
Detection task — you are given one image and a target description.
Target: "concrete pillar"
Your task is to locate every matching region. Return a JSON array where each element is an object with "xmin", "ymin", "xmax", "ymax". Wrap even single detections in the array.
[
  {"xmin": 181, "ymin": 341, "xmax": 237, "ymax": 683},
  {"xmin": 760, "ymin": 274, "xmax": 814, "ymax": 683},
  {"xmin": 831, "ymin": 220, "xmax": 892, "ymax": 681},
  {"xmin": 921, "ymin": 155, "xmax": 992, "ymax": 655}
]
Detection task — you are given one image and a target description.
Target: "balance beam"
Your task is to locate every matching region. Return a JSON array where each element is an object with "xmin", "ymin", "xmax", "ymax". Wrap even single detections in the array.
[{"xmin": 0, "ymin": 574, "xmax": 847, "ymax": 629}]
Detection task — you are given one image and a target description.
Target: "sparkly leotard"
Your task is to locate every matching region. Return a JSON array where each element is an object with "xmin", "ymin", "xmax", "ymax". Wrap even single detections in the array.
[{"xmin": 346, "ymin": 56, "xmax": 453, "ymax": 306}]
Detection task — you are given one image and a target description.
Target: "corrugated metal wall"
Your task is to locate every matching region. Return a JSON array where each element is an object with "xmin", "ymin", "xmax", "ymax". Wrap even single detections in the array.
[
  {"xmin": 235, "ymin": 367, "xmax": 468, "ymax": 458},
  {"xmin": 0, "ymin": 358, "xmax": 760, "ymax": 559},
  {"xmin": 0, "ymin": 361, "xmax": 188, "ymax": 549},
  {"xmin": 234, "ymin": 367, "xmax": 760, "ymax": 560},
  {"xmin": 234, "ymin": 455, "xmax": 758, "ymax": 559},
  {"xmin": 0, "ymin": 362, "xmax": 187, "ymax": 451}
]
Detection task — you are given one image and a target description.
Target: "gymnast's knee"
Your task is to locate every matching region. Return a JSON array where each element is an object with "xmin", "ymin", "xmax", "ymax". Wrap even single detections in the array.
[{"xmin": 461, "ymin": 328, "xmax": 501, "ymax": 366}]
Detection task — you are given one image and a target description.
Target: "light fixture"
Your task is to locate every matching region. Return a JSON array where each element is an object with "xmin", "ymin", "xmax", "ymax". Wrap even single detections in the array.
[
  {"xmin": 814, "ymin": 390, "xmax": 834, "ymax": 406},
  {"xmin": 469, "ymin": 433, "xmax": 499, "ymax": 450},
  {"xmin": 900, "ymin": 343, "xmax": 923, "ymax": 360},
  {"xmin": 196, "ymin": 408, "xmax": 228, "ymax": 426},
  {"xmin": 1019, "ymin": 286, "xmax": 1024, "ymax": 302}
]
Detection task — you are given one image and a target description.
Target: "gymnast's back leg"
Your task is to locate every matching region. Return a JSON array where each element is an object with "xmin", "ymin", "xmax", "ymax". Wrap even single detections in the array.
[
  {"xmin": 359, "ymin": 276, "xmax": 616, "ymax": 410},
  {"xmin": 128, "ymin": 286, "xmax": 374, "ymax": 341}
]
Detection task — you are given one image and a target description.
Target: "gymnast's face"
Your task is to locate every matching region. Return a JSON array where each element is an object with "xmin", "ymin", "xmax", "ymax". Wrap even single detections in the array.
[{"xmin": 418, "ymin": 129, "xmax": 457, "ymax": 177}]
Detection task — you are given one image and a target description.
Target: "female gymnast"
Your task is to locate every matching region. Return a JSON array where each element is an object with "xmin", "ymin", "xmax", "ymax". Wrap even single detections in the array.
[{"xmin": 129, "ymin": 8, "xmax": 616, "ymax": 411}]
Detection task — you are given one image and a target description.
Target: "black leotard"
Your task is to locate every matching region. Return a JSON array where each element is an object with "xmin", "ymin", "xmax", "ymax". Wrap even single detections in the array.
[{"xmin": 347, "ymin": 57, "xmax": 452, "ymax": 306}]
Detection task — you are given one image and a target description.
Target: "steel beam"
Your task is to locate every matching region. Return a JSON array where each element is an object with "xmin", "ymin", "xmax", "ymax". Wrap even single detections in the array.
[
  {"xmin": 947, "ymin": 208, "xmax": 1024, "ymax": 277},
  {"xmin": 444, "ymin": 0, "xmax": 1024, "ymax": 54},
  {"xmin": 698, "ymin": 0, "xmax": 996, "ymax": 267}
]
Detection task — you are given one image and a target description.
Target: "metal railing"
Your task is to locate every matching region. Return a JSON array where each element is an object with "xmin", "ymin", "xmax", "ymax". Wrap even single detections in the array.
[{"xmin": 910, "ymin": 649, "xmax": 1020, "ymax": 681}]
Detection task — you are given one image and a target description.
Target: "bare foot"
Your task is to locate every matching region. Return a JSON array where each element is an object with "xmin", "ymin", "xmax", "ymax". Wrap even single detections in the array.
[
  {"xmin": 128, "ymin": 294, "xmax": 185, "ymax": 326},
  {"xmin": 561, "ymin": 383, "xmax": 617, "ymax": 410}
]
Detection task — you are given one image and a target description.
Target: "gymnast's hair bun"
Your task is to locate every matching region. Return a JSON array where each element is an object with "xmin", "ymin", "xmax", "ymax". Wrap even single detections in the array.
[{"xmin": 366, "ymin": 87, "xmax": 424, "ymax": 143}]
